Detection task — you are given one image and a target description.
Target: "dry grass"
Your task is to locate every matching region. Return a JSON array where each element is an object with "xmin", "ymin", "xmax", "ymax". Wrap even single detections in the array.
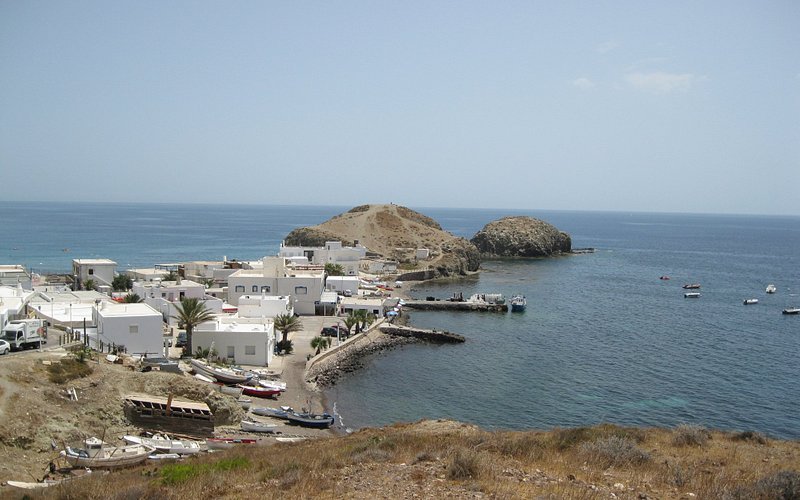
[
  {"xmin": 29, "ymin": 421, "xmax": 800, "ymax": 499},
  {"xmin": 46, "ymin": 357, "xmax": 94, "ymax": 384}
]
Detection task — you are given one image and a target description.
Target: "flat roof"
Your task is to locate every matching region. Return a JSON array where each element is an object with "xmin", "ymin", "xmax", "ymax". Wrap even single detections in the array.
[
  {"xmin": 124, "ymin": 393, "xmax": 211, "ymax": 412},
  {"xmin": 98, "ymin": 303, "xmax": 161, "ymax": 317},
  {"xmin": 73, "ymin": 259, "xmax": 117, "ymax": 265}
]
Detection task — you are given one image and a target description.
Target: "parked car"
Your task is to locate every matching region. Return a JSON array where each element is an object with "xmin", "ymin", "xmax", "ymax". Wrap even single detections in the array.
[
  {"xmin": 175, "ymin": 332, "xmax": 187, "ymax": 348},
  {"xmin": 320, "ymin": 326, "xmax": 349, "ymax": 337},
  {"xmin": 0, "ymin": 339, "xmax": 10, "ymax": 355}
]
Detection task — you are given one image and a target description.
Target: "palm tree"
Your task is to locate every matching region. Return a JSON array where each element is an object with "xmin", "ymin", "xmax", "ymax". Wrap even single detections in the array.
[
  {"xmin": 83, "ymin": 279, "xmax": 97, "ymax": 291},
  {"xmin": 324, "ymin": 263, "xmax": 345, "ymax": 276},
  {"xmin": 344, "ymin": 314, "xmax": 359, "ymax": 335},
  {"xmin": 274, "ymin": 313, "xmax": 303, "ymax": 343},
  {"xmin": 310, "ymin": 336, "xmax": 326, "ymax": 355},
  {"xmin": 163, "ymin": 271, "xmax": 179, "ymax": 282},
  {"xmin": 352, "ymin": 310, "xmax": 377, "ymax": 334},
  {"xmin": 173, "ymin": 298, "xmax": 214, "ymax": 356},
  {"xmin": 122, "ymin": 293, "xmax": 143, "ymax": 303}
]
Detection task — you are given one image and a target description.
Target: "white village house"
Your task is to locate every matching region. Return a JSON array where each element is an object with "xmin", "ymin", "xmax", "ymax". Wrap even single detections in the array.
[
  {"xmin": 193, "ymin": 316, "xmax": 276, "ymax": 367},
  {"xmin": 0, "ymin": 284, "xmax": 36, "ymax": 328},
  {"xmin": 72, "ymin": 258, "xmax": 117, "ymax": 290},
  {"xmin": 0, "ymin": 265, "xmax": 33, "ymax": 289},
  {"xmin": 237, "ymin": 294, "xmax": 293, "ymax": 318},
  {"xmin": 94, "ymin": 302, "xmax": 163, "ymax": 356},
  {"xmin": 132, "ymin": 279, "xmax": 225, "ymax": 326},
  {"xmin": 227, "ymin": 257, "xmax": 324, "ymax": 315},
  {"xmin": 279, "ymin": 241, "xmax": 366, "ymax": 276}
]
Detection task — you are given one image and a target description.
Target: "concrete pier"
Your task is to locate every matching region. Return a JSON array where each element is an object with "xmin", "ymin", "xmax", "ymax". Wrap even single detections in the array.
[
  {"xmin": 402, "ymin": 300, "xmax": 508, "ymax": 313},
  {"xmin": 379, "ymin": 325, "xmax": 465, "ymax": 343}
]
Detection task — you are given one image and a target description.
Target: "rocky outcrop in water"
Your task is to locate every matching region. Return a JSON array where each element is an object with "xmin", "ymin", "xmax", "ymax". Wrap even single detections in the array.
[{"xmin": 471, "ymin": 216, "xmax": 571, "ymax": 258}]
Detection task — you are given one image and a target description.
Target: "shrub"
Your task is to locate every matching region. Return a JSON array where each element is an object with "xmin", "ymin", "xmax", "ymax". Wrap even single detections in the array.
[
  {"xmin": 47, "ymin": 358, "xmax": 94, "ymax": 384},
  {"xmin": 446, "ymin": 449, "xmax": 481, "ymax": 480},
  {"xmin": 731, "ymin": 431, "xmax": 768, "ymax": 445},
  {"xmin": 580, "ymin": 436, "xmax": 651, "ymax": 468},
  {"xmin": 549, "ymin": 424, "xmax": 645, "ymax": 451},
  {"xmin": 672, "ymin": 424, "xmax": 711, "ymax": 447},
  {"xmin": 725, "ymin": 470, "xmax": 800, "ymax": 499}
]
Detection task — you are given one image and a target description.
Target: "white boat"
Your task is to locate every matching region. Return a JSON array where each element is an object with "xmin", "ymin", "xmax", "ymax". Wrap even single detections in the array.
[
  {"xmin": 782, "ymin": 307, "xmax": 800, "ymax": 315},
  {"xmin": 258, "ymin": 379, "xmax": 287, "ymax": 391},
  {"xmin": 194, "ymin": 373, "xmax": 216, "ymax": 383},
  {"xmin": 61, "ymin": 437, "xmax": 155, "ymax": 468},
  {"xmin": 241, "ymin": 419, "xmax": 279, "ymax": 433},
  {"xmin": 510, "ymin": 295, "xmax": 526, "ymax": 312},
  {"xmin": 5, "ymin": 471, "xmax": 105, "ymax": 491},
  {"xmin": 743, "ymin": 298, "xmax": 759, "ymax": 305},
  {"xmin": 684, "ymin": 292, "xmax": 701, "ymax": 298},
  {"xmin": 122, "ymin": 434, "xmax": 206, "ymax": 455},
  {"xmin": 190, "ymin": 359, "xmax": 252, "ymax": 384},
  {"xmin": 766, "ymin": 284, "xmax": 777, "ymax": 294}
]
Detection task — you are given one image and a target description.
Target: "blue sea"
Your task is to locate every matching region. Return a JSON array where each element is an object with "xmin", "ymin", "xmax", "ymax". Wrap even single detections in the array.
[{"xmin": 2, "ymin": 202, "xmax": 799, "ymax": 438}]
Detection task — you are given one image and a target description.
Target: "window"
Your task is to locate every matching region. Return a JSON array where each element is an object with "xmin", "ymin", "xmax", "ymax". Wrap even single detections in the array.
[
  {"xmin": 235, "ymin": 285, "xmax": 245, "ymax": 293},
  {"xmin": 129, "ymin": 325, "xmax": 138, "ymax": 334},
  {"xmin": 261, "ymin": 286, "xmax": 271, "ymax": 293},
  {"xmin": 294, "ymin": 286, "xmax": 307, "ymax": 295},
  {"xmin": 88, "ymin": 269, "xmax": 94, "ymax": 275},
  {"xmin": 252, "ymin": 285, "xmax": 258, "ymax": 292},
  {"xmin": 179, "ymin": 291, "xmax": 185, "ymax": 299},
  {"xmin": 227, "ymin": 346, "xmax": 235, "ymax": 359},
  {"xmin": 245, "ymin": 345, "xmax": 256, "ymax": 356}
]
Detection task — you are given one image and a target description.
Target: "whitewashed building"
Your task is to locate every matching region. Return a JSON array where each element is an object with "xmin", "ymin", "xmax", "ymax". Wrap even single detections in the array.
[
  {"xmin": 279, "ymin": 241, "xmax": 366, "ymax": 276},
  {"xmin": 227, "ymin": 257, "xmax": 325, "ymax": 315},
  {"xmin": 125, "ymin": 267, "xmax": 169, "ymax": 283},
  {"xmin": 325, "ymin": 275, "xmax": 360, "ymax": 294},
  {"xmin": 94, "ymin": 302, "xmax": 163, "ymax": 356},
  {"xmin": 237, "ymin": 294, "xmax": 293, "ymax": 318},
  {"xmin": 338, "ymin": 296, "xmax": 389, "ymax": 317},
  {"xmin": 72, "ymin": 259, "xmax": 117, "ymax": 290},
  {"xmin": 132, "ymin": 279, "xmax": 224, "ymax": 326},
  {"xmin": 0, "ymin": 284, "xmax": 35, "ymax": 328},
  {"xmin": 0, "ymin": 265, "xmax": 32, "ymax": 289},
  {"xmin": 194, "ymin": 316, "xmax": 275, "ymax": 367}
]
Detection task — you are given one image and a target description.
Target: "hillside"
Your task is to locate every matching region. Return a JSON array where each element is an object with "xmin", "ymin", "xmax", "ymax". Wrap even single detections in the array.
[{"xmin": 284, "ymin": 204, "xmax": 480, "ymax": 277}]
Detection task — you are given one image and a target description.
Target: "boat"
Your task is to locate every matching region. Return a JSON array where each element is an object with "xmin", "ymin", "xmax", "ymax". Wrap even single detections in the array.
[
  {"xmin": 510, "ymin": 295, "xmax": 526, "ymax": 312},
  {"xmin": 682, "ymin": 284, "xmax": 701, "ymax": 290},
  {"xmin": 240, "ymin": 419, "xmax": 279, "ymax": 433},
  {"xmin": 5, "ymin": 471, "xmax": 106, "ymax": 491},
  {"xmin": 258, "ymin": 379, "xmax": 287, "ymax": 391},
  {"xmin": 782, "ymin": 307, "xmax": 800, "ymax": 315},
  {"xmin": 659, "ymin": 276, "xmax": 670, "ymax": 280},
  {"xmin": 684, "ymin": 292, "xmax": 701, "ymax": 298},
  {"xmin": 190, "ymin": 359, "xmax": 252, "ymax": 385},
  {"xmin": 743, "ymin": 298, "xmax": 759, "ymax": 305},
  {"xmin": 206, "ymin": 437, "xmax": 257, "ymax": 450},
  {"xmin": 194, "ymin": 373, "xmax": 216, "ymax": 383},
  {"xmin": 251, "ymin": 406, "xmax": 294, "ymax": 420},
  {"xmin": 147, "ymin": 453, "xmax": 181, "ymax": 460},
  {"xmin": 766, "ymin": 284, "xmax": 777, "ymax": 294},
  {"xmin": 286, "ymin": 412, "xmax": 335, "ymax": 429},
  {"xmin": 122, "ymin": 434, "xmax": 206, "ymax": 455},
  {"xmin": 237, "ymin": 383, "xmax": 282, "ymax": 398},
  {"xmin": 237, "ymin": 397, "xmax": 253, "ymax": 410},
  {"xmin": 61, "ymin": 437, "xmax": 155, "ymax": 468},
  {"xmin": 214, "ymin": 383, "xmax": 244, "ymax": 397}
]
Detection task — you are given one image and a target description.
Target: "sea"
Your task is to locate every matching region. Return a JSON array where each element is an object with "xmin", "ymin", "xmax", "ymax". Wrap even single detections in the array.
[{"xmin": 2, "ymin": 201, "xmax": 799, "ymax": 439}]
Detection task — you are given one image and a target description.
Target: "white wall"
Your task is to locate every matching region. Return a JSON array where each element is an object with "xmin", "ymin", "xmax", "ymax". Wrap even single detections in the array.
[
  {"xmin": 237, "ymin": 295, "xmax": 293, "ymax": 318},
  {"xmin": 194, "ymin": 318, "xmax": 275, "ymax": 366},
  {"xmin": 95, "ymin": 304, "xmax": 162, "ymax": 355},
  {"xmin": 325, "ymin": 276, "xmax": 360, "ymax": 293}
]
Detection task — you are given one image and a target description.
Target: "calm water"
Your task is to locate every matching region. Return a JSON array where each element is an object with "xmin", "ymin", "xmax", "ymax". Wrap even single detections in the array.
[{"xmin": 2, "ymin": 202, "xmax": 799, "ymax": 438}]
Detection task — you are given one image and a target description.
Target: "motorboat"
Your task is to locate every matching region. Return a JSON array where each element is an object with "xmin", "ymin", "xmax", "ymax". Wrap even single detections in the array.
[
  {"xmin": 286, "ymin": 412, "xmax": 335, "ymax": 429},
  {"xmin": 190, "ymin": 359, "xmax": 252, "ymax": 385},
  {"xmin": 782, "ymin": 307, "xmax": 800, "ymax": 315},
  {"xmin": 122, "ymin": 434, "xmax": 206, "ymax": 455},
  {"xmin": 684, "ymin": 292, "xmax": 701, "ymax": 298},
  {"xmin": 659, "ymin": 276, "xmax": 670, "ymax": 280},
  {"xmin": 510, "ymin": 295, "xmax": 527, "ymax": 312},
  {"xmin": 237, "ymin": 383, "xmax": 281, "ymax": 398},
  {"xmin": 682, "ymin": 284, "xmax": 701, "ymax": 290},
  {"xmin": 766, "ymin": 284, "xmax": 777, "ymax": 294},
  {"xmin": 743, "ymin": 299, "xmax": 759, "ymax": 305},
  {"xmin": 61, "ymin": 438, "xmax": 154, "ymax": 468},
  {"xmin": 240, "ymin": 420, "xmax": 279, "ymax": 433},
  {"xmin": 251, "ymin": 406, "xmax": 294, "ymax": 420}
]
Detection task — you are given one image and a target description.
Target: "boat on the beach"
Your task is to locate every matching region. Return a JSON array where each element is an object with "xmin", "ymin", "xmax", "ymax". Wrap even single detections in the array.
[
  {"xmin": 258, "ymin": 379, "xmax": 287, "ymax": 391},
  {"xmin": 190, "ymin": 359, "xmax": 252, "ymax": 385},
  {"xmin": 682, "ymin": 284, "xmax": 701, "ymax": 290},
  {"xmin": 238, "ymin": 383, "xmax": 282, "ymax": 398},
  {"xmin": 743, "ymin": 298, "xmax": 759, "ymax": 305},
  {"xmin": 238, "ymin": 397, "xmax": 252, "ymax": 410},
  {"xmin": 5, "ymin": 471, "xmax": 105, "ymax": 491},
  {"xmin": 214, "ymin": 383, "xmax": 244, "ymax": 397},
  {"xmin": 510, "ymin": 295, "xmax": 526, "ymax": 312},
  {"xmin": 684, "ymin": 292, "xmax": 701, "ymax": 298},
  {"xmin": 782, "ymin": 307, "xmax": 800, "ymax": 315},
  {"xmin": 61, "ymin": 437, "xmax": 155, "ymax": 468},
  {"xmin": 206, "ymin": 437, "xmax": 257, "ymax": 450},
  {"xmin": 122, "ymin": 434, "xmax": 206, "ymax": 455},
  {"xmin": 251, "ymin": 406, "xmax": 294, "ymax": 420},
  {"xmin": 241, "ymin": 419, "xmax": 279, "ymax": 433},
  {"xmin": 286, "ymin": 412, "xmax": 335, "ymax": 429},
  {"xmin": 766, "ymin": 284, "xmax": 777, "ymax": 294}
]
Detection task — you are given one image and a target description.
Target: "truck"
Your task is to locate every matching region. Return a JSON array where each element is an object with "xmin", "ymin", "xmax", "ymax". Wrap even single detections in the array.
[{"xmin": 3, "ymin": 319, "xmax": 45, "ymax": 351}]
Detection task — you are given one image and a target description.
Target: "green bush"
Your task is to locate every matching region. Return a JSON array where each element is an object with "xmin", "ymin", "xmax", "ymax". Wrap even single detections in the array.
[{"xmin": 47, "ymin": 358, "xmax": 94, "ymax": 384}]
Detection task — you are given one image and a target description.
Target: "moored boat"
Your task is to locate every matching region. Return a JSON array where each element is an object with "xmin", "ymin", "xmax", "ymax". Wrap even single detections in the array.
[
  {"xmin": 684, "ymin": 292, "xmax": 701, "ymax": 298},
  {"xmin": 743, "ymin": 298, "xmax": 759, "ymax": 305},
  {"xmin": 782, "ymin": 307, "xmax": 800, "ymax": 315},
  {"xmin": 190, "ymin": 359, "xmax": 252, "ymax": 385},
  {"xmin": 61, "ymin": 438, "xmax": 155, "ymax": 468},
  {"xmin": 766, "ymin": 284, "xmax": 777, "ymax": 294},
  {"xmin": 286, "ymin": 412, "xmax": 335, "ymax": 429},
  {"xmin": 510, "ymin": 295, "xmax": 526, "ymax": 312},
  {"xmin": 682, "ymin": 284, "xmax": 701, "ymax": 290}
]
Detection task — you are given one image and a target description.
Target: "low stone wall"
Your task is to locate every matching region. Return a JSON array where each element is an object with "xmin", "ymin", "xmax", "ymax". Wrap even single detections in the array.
[
  {"xmin": 397, "ymin": 269, "xmax": 437, "ymax": 282},
  {"xmin": 379, "ymin": 325, "xmax": 465, "ymax": 343}
]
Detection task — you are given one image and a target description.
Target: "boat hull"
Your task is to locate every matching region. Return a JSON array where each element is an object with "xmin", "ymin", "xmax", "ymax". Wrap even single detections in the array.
[
  {"xmin": 62, "ymin": 444, "xmax": 155, "ymax": 468},
  {"xmin": 190, "ymin": 359, "xmax": 251, "ymax": 385},
  {"xmin": 286, "ymin": 413, "xmax": 334, "ymax": 429}
]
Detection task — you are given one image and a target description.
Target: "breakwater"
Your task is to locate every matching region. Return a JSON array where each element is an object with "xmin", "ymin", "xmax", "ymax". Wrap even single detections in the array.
[
  {"xmin": 379, "ymin": 325, "xmax": 465, "ymax": 343},
  {"xmin": 403, "ymin": 300, "xmax": 508, "ymax": 312}
]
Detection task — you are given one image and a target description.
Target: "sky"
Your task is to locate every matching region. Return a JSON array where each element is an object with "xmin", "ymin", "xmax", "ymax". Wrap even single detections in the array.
[{"xmin": 1, "ymin": 1, "xmax": 799, "ymax": 215}]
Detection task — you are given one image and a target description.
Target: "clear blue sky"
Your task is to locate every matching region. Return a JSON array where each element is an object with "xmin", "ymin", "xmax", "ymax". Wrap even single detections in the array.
[{"xmin": 2, "ymin": 1, "xmax": 798, "ymax": 215}]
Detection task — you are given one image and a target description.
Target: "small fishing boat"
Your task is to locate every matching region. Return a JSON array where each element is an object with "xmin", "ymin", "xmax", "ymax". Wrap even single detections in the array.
[
  {"xmin": 782, "ymin": 307, "xmax": 800, "ymax": 315},
  {"xmin": 659, "ymin": 276, "xmax": 670, "ymax": 280},
  {"xmin": 241, "ymin": 420, "xmax": 279, "ymax": 433},
  {"xmin": 122, "ymin": 434, "xmax": 206, "ymax": 455},
  {"xmin": 684, "ymin": 292, "xmax": 701, "ymax": 298},
  {"xmin": 286, "ymin": 412, "xmax": 335, "ymax": 429},
  {"xmin": 682, "ymin": 284, "xmax": 701, "ymax": 290},
  {"xmin": 190, "ymin": 359, "xmax": 252, "ymax": 385},
  {"xmin": 258, "ymin": 379, "xmax": 287, "ymax": 391},
  {"xmin": 510, "ymin": 295, "xmax": 526, "ymax": 312},
  {"xmin": 214, "ymin": 383, "xmax": 244, "ymax": 397},
  {"xmin": 206, "ymin": 437, "xmax": 257, "ymax": 450},
  {"xmin": 251, "ymin": 406, "xmax": 294, "ymax": 420},
  {"xmin": 237, "ymin": 397, "xmax": 252, "ymax": 410},
  {"xmin": 766, "ymin": 284, "xmax": 777, "ymax": 294},
  {"xmin": 61, "ymin": 438, "xmax": 155, "ymax": 468},
  {"xmin": 743, "ymin": 298, "xmax": 759, "ymax": 305},
  {"xmin": 194, "ymin": 373, "xmax": 216, "ymax": 383},
  {"xmin": 238, "ymin": 383, "xmax": 282, "ymax": 398}
]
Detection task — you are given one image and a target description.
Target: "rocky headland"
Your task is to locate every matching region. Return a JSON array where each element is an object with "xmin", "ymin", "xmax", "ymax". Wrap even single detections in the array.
[
  {"xmin": 471, "ymin": 216, "xmax": 572, "ymax": 258},
  {"xmin": 284, "ymin": 204, "xmax": 480, "ymax": 278}
]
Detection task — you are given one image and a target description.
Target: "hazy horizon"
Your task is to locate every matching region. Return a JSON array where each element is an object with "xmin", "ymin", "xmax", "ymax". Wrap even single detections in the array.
[{"xmin": 2, "ymin": 2, "xmax": 798, "ymax": 215}]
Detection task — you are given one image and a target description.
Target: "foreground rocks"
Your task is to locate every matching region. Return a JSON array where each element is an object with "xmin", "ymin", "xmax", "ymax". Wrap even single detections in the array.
[{"xmin": 471, "ymin": 216, "xmax": 572, "ymax": 257}]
